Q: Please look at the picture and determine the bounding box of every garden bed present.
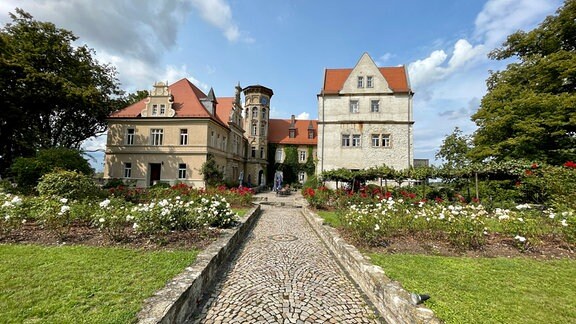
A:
[365,233,575,260]
[1,220,221,250]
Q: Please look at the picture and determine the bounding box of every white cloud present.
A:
[376,52,395,65]
[408,39,485,90]
[408,0,559,94]
[296,112,310,120]
[474,0,561,47]
[189,0,252,43]
[1,0,191,64]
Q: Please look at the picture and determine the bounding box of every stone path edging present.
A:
[301,207,441,324]
[137,205,261,324]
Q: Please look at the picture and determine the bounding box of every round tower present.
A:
[243,85,273,186]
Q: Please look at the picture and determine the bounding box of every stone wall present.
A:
[137,205,261,324]
[301,207,441,324]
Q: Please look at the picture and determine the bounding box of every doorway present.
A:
[149,163,161,186]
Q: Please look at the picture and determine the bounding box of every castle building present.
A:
[317,53,414,173]
[103,53,413,188]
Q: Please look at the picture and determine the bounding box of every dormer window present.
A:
[308,129,314,139]
[357,76,364,88]
[160,104,166,115]
[289,129,296,138]
[152,104,158,115]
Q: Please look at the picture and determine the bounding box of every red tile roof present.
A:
[108,78,229,128]
[268,119,317,145]
[322,66,411,94]
[214,97,234,126]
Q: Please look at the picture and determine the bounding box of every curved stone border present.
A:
[137,205,261,324]
[301,207,441,324]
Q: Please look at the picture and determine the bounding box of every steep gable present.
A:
[341,53,391,94]
[109,78,213,118]
[321,54,411,94]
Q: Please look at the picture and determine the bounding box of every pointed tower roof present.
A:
[206,87,218,104]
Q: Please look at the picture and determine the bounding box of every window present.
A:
[260,124,266,137]
[252,124,257,136]
[151,129,163,145]
[298,171,305,182]
[211,131,215,146]
[222,136,227,150]
[342,134,350,147]
[180,129,188,145]
[262,108,266,119]
[349,100,359,113]
[382,134,391,147]
[371,100,380,113]
[160,104,166,115]
[299,150,306,162]
[178,163,186,179]
[251,146,256,158]
[126,128,135,145]
[275,149,283,162]
[352,134,361,147]
[371,134,391,147]
[357,76,364,88]
[308,130,314,139]
[152,104,158,115]
[252,107,258,119]
[260,147,264,159]
[289,129,296,138]
[367,76,373,88]
[371,134,380,147]
[124,162,132,178]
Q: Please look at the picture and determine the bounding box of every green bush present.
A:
[103,178,124,189]
[37,169,100,200]
[10,148,93,193]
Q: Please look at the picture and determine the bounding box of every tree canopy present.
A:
[471,0,576,165]
[0,9,124,177]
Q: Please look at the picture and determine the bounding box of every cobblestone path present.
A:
[190,201,380,323]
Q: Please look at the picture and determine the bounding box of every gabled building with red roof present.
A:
[104,79,250,188]
[104,52,412,188]
[104,79,317,188]
[317,52,414,175]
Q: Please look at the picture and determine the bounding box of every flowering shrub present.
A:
[130,197,194,235]
[0,192,26,237]
[340,197,575,251]
[92,198,133,241]
[210,186,254,207]
[31,196,75,239]
[194,195,238,227]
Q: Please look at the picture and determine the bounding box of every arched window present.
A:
[252,107,258,119]
[261,108,266,119]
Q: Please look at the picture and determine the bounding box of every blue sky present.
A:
[0,0,564,171]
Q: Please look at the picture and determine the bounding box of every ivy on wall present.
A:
[266,144,316,185]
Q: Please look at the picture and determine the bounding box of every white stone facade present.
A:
[317,53,414,174]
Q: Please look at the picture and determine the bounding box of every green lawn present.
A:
[370,253,576,324]
[316,210,341,227]
[0,244,197,323]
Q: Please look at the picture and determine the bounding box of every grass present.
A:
[369,253,576,324]
[316,210,341,227]
[0,244,198,323]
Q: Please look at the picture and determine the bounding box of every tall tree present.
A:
[0,9,123,177]
[436,127,472,170]
[471,0,576,164]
